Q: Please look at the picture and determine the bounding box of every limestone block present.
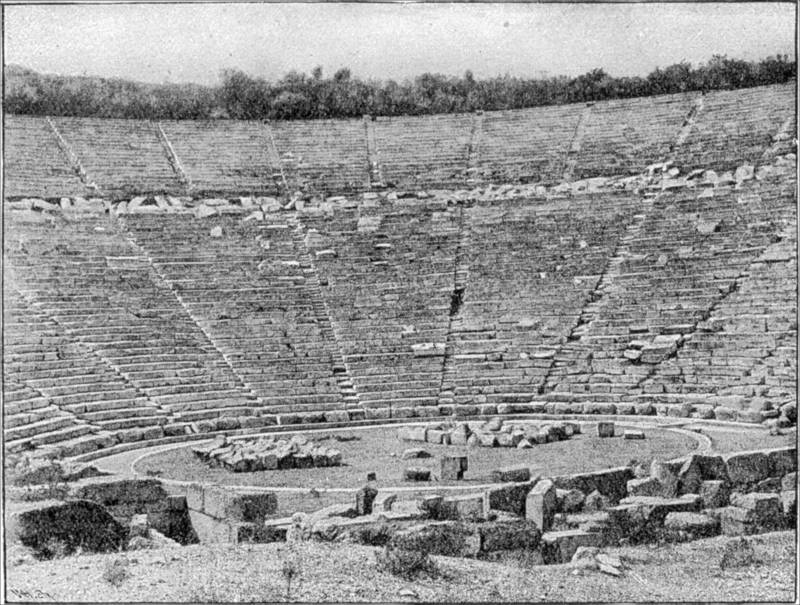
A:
[441,455,468,481]
[623,430,645,440]
[426,429,450,445]
[439,494,486,522]
[663,512,719,537]
[485,480,538,517]
[526,479,557,531]
[627,477,663,498]
[700,480,730,508]
[355,485,379,515]
[391,522,481,557]
[403,467,431,481]
[764,447,796,477]
[399,426,427,442]
[781,472,796,491]
[723,451,770,485]
[401,448,431,460]
[554,467,633,504]
[596,422,615,438]
[542,529,603,564]
[490,466,531,483]
[556,489,586,514]
[478,521,540,552]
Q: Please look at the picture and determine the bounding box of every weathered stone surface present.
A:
[677,456,704,495]
[441,455,468,481]
[649,461,679,498]
[403,467,431,481]
[485,480,537,517]
[781,472,796,491]
[426,429,450,445]
[401,448,431,460]
[74,478,168,506]
[609,496,700,541]
[723,451,770,485]
[391,522,481,557]
[490,466,531,483]
[399,426,427,442]
[627,477,663,498]
[623,430,645,440]
[203,487,277,522]
[780,490,796,522]
[439,494,486,522]
[542,529,603,564]
[478,521,540,552]
[554,467,633,503]
[11,500,127,556]
[557,489,586,514]
[764,447,796,477]
[373,493,398,512]
[356,485,379,515]
[526,479,557,531]
[663,512,719,537]
[700,480,730,508]
[583,490,610,512]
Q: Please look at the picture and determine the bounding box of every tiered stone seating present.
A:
[269,118,368,193]
[572,92,698,178]
[5,208,256,433]
[52,117,182,195]
[678,83,796,172]
[374,113,473,188]
[159,120,281,195]
[300,201,461,411]
[544,177,797,408]
[636,179,797,405]
[476,103,584,184]
[123,213,344,414]
[4,115,88,198]
[3,288,110,456]
[441,194,639,406]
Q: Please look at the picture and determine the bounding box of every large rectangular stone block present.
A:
[490,466,531,483]
[439,494,486,522]
[542,529,603,563]
[202,487,277,522]
[441,455,468,481]
[526,479,557,531]
[723,451,770,485]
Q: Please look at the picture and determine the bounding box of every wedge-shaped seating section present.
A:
[270,118,368,193]
[545,177,797,408]
[5,209,257,429]
[160,120,281,195]
[52,117,181,195]
[442,194,638,405]
[374,113,473,188]
[636,180,797,405]
[476,103,584,184]
[573,92,698,178]
[124,213,344,414]
[4,115,88,198]
[678,83,795,173]
[3,290,107,456]
[300,202,461,410]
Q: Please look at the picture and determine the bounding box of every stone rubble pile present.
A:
[192,434,342,472]
[398,418,581,448]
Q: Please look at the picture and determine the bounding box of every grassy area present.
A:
[135,423,698,490]
[5,531,795,602]
[699,426,796,453]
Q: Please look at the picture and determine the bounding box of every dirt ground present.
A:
[6,530,796,603]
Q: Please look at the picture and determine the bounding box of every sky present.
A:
[4,3,796,86]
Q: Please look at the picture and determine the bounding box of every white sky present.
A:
[4,3,796,85]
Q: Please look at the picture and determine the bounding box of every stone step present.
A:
[4,415,77,442]
[30,423,96,447]
[95,415,170,431]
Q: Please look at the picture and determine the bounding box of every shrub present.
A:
[102,557,131,588]
[719,538,762,570]
[375,544,438,580]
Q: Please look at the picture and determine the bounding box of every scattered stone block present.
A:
[627,477,663,498]
[401,448,431,460]
[663,512,719,538]
[355,485,379,515]
[478,521,541,552]
[404,467,431,482]
[526,479,557,531]
[623,430,645,440]
[420,495,443,518]
[650,460,679,498]
[542,529,603,564]
[439,494,486,522]
[700,480,730,508]
[723,451,770,486]
[490,466,531,483]
[780,490,796,522]
[554,467,633,504]
[426,429,450,445]
[596,422,615,438]
[399,426,427,442]
[781,472,796,491]
[677,456,704,495]
[557,489,586,514]
[441,455,468,481]
[391,522,480,558]
[129,514,149,539]
[485,480,538,517]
